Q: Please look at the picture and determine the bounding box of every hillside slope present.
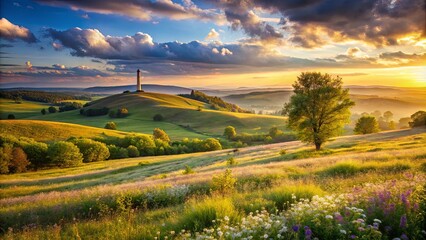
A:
[0,120,140,142]
[28,92,287,139]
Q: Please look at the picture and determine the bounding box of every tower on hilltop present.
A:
[136,69,143,92]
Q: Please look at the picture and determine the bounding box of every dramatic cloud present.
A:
[36,0,225,23]
[254,0,425,47]
[0,18,37,43]
[205,28,220,40]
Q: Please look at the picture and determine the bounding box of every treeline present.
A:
[0,129,222,174]
[0,90,91,103]
[180,90,251,113]
[223,126,296,146]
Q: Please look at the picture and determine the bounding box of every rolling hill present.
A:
[0,120,141,142]
[24,92,287,140]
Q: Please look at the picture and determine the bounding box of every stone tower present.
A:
[136,69,142,92]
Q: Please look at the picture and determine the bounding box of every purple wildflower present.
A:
[292,225,300,232]
[304,226,312,239]
[350,235,356,239]
[400,214,407,228]
[401,233,409,240]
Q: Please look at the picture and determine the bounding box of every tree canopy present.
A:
[354,116,380,134]
[283,72,354,150]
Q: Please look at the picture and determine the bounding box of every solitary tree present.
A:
[41,109,46,115]
[409,111,426,127]
[283,72,354,150]
[48,106,57,113]
[354,116,380,134]
[105,122,117,130]
[223,126,237,140]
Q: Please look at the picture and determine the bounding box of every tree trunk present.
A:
[315,142,322,151]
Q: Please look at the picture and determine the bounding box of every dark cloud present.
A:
[0,44,14,48]
[379,51,426,60]
[36,0,225,23]
[0,18,37,43]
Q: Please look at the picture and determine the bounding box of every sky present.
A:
[0,0,425,88]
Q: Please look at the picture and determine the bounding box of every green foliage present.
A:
[71,138,110,163]
[47,141,83,167]
[0,144,13,174]
[7,114,15,119]
[223,126,237,140]
[211,169,237,195]
[127,145,140,157]
[283,72,354,150]
[125,134,156,156]
[153,128,170,142]
[41,109,46,115]
[109,107,129,118]
[80,107,109,117]
[180,90,250,113]
[47,106,57,113]
[183,165,194,175]
[20,141,48,168]
[107,145,129,159]
[409,111,426,127]
[269,127,283,138]
[58,102,83,112]
[203,138,222,151]
[279,149,287,155]
[354,116,380,134]
[153,113,164,121]
[104,121,117,130]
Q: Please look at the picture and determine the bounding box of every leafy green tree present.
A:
[354,116,380,134]
[47,141,83,167]
[116,107,129,117]
[283,72,354,150]
[41,109,46,115]
[20,141,48,169]
[9,147,29,173]
[212,169,237,195]
[409,111,426,127]
[105,122,117,130]
[71,139,110,163]
[126,135,156,156]
[48,106,57,113]
[153,128,171,143]
[127,145,140,157]
[223,126,237,140]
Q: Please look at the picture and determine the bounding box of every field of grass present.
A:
[23,92,288,140]
[0,99,50,119]
[0,120,142,142]
[1,127,425,239]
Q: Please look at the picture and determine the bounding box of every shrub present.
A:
[226,157,237,166]
[279,149,287,155]
[203,138,222,151]
[41,109,46,115]
[224,126,237,140]
[104,122,117,130]
[7,114,15,119]
[9,147,29,173]
[47,141,83,167]
[127,145,140,157]
[21,141,48,168]
[153,128,170,142]
[48,106,57,113]
[153,114,164,121]
[125,135,156,156]
[211,169,237,195]
[58,102,83,112]
[183,165,194,175]
[116,107,129,118]
[107,145,129,159]
[71,139,110,163]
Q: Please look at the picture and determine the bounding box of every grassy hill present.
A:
[0,120,140,142]
[1,127,425,239]
[0,98,50,119]
[26,92,287,140]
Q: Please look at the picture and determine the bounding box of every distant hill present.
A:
[223,87,426,118]
[84,84,193,95]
